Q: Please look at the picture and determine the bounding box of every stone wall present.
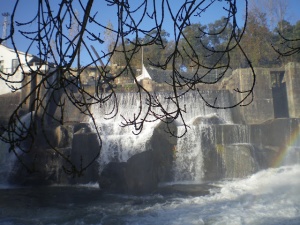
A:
[1,63,300,193]
[224,64,300,124]
[140,78,154,92]
[285,62,300,118]
[0,92,21,133]
[50,93,91,124]
[229,68,274,124]
[200,118,300,180]
[7,122,100,186]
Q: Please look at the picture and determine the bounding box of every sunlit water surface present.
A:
[0,165,299,225]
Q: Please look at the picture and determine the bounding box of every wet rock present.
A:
[192,114,225,125]
[99,162,128,193]
[69,131,100,184]
[99,119,177,194]
[55,125,73,148]
[7,122,100,186]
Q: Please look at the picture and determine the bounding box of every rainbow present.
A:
[271,123,300,167]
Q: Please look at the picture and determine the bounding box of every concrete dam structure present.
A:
[0,63,300,194]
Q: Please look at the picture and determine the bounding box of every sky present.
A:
[1,0,300,65]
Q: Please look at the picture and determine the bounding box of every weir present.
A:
[1,90,300,192]
[92,90,300,190]
[91,91,261,183]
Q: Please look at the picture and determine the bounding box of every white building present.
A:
[0,44,38,95]
[135,64,152,83]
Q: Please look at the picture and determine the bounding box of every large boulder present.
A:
[192,114,225,125]
[8,147,71,185]
[99,119,177,194]
[99,162,128,193]
[7,122,100,186]
[69,126,100,184]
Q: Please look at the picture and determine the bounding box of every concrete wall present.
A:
[230,68,274,124]
[285,62,300,118]
[0,92,21,133]
[1,63,300,127]
[224,64,300,124]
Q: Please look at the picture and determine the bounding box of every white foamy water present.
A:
[91,93,160,171]
[121,165,300,225]
[1,165,299,224]
[173,125,212,181]
[91,92,232,172]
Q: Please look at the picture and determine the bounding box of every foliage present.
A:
[272,20,300,63]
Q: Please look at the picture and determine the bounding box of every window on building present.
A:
[12,59,19,73]
[0,60,4,72]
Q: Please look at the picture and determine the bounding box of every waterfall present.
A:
[91,91,233,174]
[171,90,233,182]
[173,125,214,182]
[91,93,158,172]
[176,90,233,124]
[91,91,266,182]
[232,124,251,143]
[219,144,260,178]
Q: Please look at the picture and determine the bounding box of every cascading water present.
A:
[215,124,260,178]
[1,92,300,225]
[173,124,213,182]
[91,92,159,172]
[171,90,236,182]
[91,90,299,183]
[91,90,235,180]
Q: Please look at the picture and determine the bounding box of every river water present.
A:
[1,92,300,224]
[1,164,299,225]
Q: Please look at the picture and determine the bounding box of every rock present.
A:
[8,147,71,185]
[220,144,259,178]
[70,132,100,184]
[192,114,225,125]
[99,119,177,194]
[125,150,158,194]
[7,121,101,186]
[74,123,92,134]
[54,125,73,148]
[99,162,128,193]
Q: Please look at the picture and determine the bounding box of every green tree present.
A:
[272,20,294,64]
[272,20,300,63]
[104,20,117,66]
[143,29,170,67]
[241,8,276,67]
[179,23,210,71]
